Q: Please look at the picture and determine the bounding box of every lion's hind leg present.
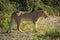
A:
[16,19,24,32]
[6,18,15,33]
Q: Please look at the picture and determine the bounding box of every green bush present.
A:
[45,29,60,37]
[0,0,60,28]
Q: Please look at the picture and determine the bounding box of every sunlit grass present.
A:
[19,17,60,40]
[20,21,34,31]
[0,17,60,40]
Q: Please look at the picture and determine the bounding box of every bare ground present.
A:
[0,30,34,40]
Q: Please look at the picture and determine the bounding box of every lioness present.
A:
[6,10,48,33]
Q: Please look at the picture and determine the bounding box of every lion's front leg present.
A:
[33,19,40,32]
[35,18,40,32]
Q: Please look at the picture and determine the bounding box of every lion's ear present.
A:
[42,10,48,14]
[41,10,44,13]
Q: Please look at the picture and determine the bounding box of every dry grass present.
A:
[0,16,60,40]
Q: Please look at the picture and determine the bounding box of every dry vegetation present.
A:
[0,16,60,40]
[0,0,60,40]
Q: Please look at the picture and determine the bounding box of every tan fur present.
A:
[6,10,48,33]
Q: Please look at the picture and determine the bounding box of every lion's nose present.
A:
[45,15,48,18]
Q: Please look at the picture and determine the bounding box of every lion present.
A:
[6,10,48,33]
